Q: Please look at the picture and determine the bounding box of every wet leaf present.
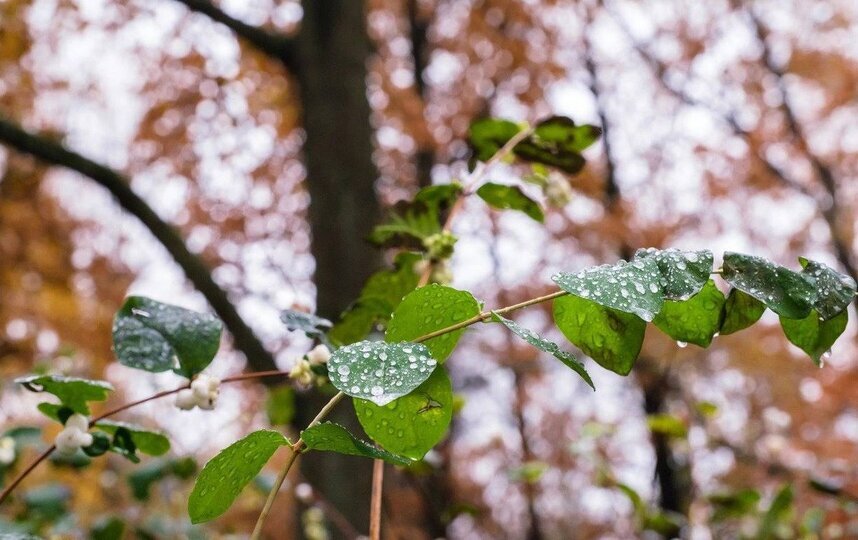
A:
[553,257,663,322]
[15,375,113,415]
[491,312,593,389]
[354,367,453,459]
[722,253,816,319]
[799,258,856,320]
[301,422,411,466]
[280,309,332,342]
[653,280,725,347]
[720,288,766,335]
[780,309,847,365]
[113,296,222,377]
[386,284,480,363]
[635,248,713,300]
[553,295,646,375]
[94,421,170,456]
[327,341,436,406]
[189,430,289,523]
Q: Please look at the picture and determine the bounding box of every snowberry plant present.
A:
[1,116,856,538]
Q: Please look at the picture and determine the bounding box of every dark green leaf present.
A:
[355,367,453,459]
[757,485,794,540]
[327,341,437,406]
[414,183,463,206]
[635,248,713,300]
[799,258,856,320]
[468,118,523,163]
[110,427,140,463]
[476,183,544,222]
[553,294,646,375]
[329,252,421,346]
[552,257,663,321]
[386,284,480,363]
[514,117,601,174]
[280,309,332,343]
[720,288,766,335]
[113,296,222,377]
[189,430,289,523]
[722,253,816,319]
[36,403,74,423]
[82,432,111,457]
[653,280,725,347]
[94,421,170,456]
[301,422,411,466]
[491,312,593,389]
[90,516,125,540]
[266,386,296,426]
[15,375,113,415]
[708,489,761,522]
[780,309,847,365]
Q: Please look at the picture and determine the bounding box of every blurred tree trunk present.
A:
[291,1,380,536]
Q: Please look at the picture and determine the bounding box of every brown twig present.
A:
[369,458,385,540]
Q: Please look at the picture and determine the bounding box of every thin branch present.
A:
[369,458,384,540]
[0,115,278,374]
[171,0,298,71]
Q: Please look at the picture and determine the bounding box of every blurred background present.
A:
[1,0,857,538]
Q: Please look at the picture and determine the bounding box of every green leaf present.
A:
[369,185,460,248]
[720,288,766,335]
[15,375,113,415]
[189,430,289,523]
[780,309,847,365]
[552,257,663,321]
[708,489,761,522]
[386,284,480,363]
[799,258,856,320]
[110,427,140,463]
[491,312,593,389]
[646,414,688,438]
[301,422,411,466]
[327,341,437,406]
[354,367,453,459]
[329,252,421,346]
[476,183,544,222]
[112,296,222,377]
[653,280,725,347]
[757,485,794,540]
[722,253,816,319]
[36,403,74,423]
[635,248,713,300]
[93,421,170,456]
[280,309,332,342]
[468,118,523,163]
[90,516,125,540]
[553,294,645,375]
[266,386,296,426]
[414,182,463,206]
[513,117,600,174]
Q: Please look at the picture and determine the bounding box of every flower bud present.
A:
[306,344,331,366]
[175,388,197,410]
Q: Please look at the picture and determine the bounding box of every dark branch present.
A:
[0,115,277,373]
[172,0,299,71]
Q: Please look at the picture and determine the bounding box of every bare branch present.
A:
[0,115,278,373]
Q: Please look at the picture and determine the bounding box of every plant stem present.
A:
[250,391,346,539]
[0,369,291,505]
[369,459,384,540]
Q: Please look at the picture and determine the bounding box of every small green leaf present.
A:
[280,309,332,342]
[37,403,74,423]
[514,116,601,174]
[757,485,794,540]
[328,341,437,406]
[552,257,663,321]
[16,375,113,415]
[708,489,761,522]
[189,430,289,523]
[799,258,856,320]
[301,422,411,466]
[110,427,140,463]
[266,386,296,426]
[415,183,463,206]
[653,280,725,347]
[476,183,544,222]
[94,421,170,456]
[354,367,453,459]
[508,461,548,484]
[780,309,847,365]
[553,295,646,375]
[491,312,593,389]
[113,296,222,377]
[722,253,816,319]
[646,414,688,438]
[386,284,480,363]
[82,432,111,457]
[635,248,713,300]
[720,288,766,335]
[468,118,523,164]
[330,252,421,346]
